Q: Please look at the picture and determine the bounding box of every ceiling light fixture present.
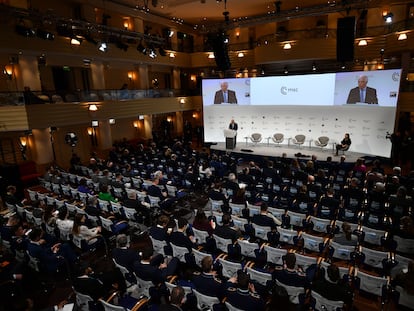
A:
[283,42,292,49]
[70,37,82,45]
[237,52,244,58]
[384,12,393,24]
[398,33,407,40]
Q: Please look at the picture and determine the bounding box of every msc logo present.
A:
[281,86,299,95]
[392,72,400,82]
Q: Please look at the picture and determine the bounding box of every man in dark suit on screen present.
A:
[346,75,378,104]
[214,81,237,104]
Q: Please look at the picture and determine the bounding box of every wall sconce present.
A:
[235,31,240,38]
[19,136,27,160]
[87,127,98,146]
[89,104,98,111]
[167,116,172,123]
[3,65,13,79]
[190,75,196,82]
[398,33,407,40]
[358,39,368,46]
[283,42,292,50]
[169,52,175,58]
[123,21,129,30]
[180,98,185,104]
[192,112,197,118]
[133,121,139,128]
[109,118,115,125]
[70,37,82,45]
[127,72,134,80]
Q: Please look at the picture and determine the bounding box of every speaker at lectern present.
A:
[224,129,237,149]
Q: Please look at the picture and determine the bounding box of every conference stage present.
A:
[209,141,374,164]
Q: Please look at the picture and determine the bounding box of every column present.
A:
[90,61,105,90]
[175,111,183,136]
[31,129,54,165]
[97,121,113,150]
[172,67,181,90]
[143,115,153,140]
[18,55,41,91]
[138,64,149,89]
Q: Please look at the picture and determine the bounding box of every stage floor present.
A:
[209,141,369,164]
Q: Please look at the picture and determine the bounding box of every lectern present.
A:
[224,129,237,149]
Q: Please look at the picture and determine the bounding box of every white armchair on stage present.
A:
[224,129,237,149]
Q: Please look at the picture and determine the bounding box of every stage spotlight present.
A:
[37,29,55,40]
[15,24,36,37]
[158,47,167,56]
[384,12,393,24]
[284,66,288,74]
[312,63,317,71]
[137,42,147,54]
[98,42,108,52]
[148,47,157,58]
[116,41,129,51]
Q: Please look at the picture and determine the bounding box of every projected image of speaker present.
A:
[208,32,231,71]
[337,16,355,62]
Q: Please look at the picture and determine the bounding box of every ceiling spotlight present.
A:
[98,42,108,52]
[158,47,167,56]
[116,41,128,51]
[15,24,36,37]
[37,29,55,40]
[384,12,393,24]
[148,48,157,58]
[137,42,146,54]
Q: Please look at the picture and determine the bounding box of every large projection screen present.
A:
[202,69,402,158]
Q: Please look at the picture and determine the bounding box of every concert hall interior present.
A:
[0,1,414,311]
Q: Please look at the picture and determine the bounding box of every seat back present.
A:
[356,270,388,298]
[147,195,160,207]
[361,247,388,268]
[250,133,262,144]
[273,133,284,143]
[99,216,114,233]
[295,134,306,143]
[213,234,233,253]
[302,232,324,253]
[229,203,245,216]
[275,279,305,304]
[395,286,414,309]
[192,248,213,268]
[170,243,189,262]
[192,227,210,245]
[231,216,248,233]
[329,241,354,261]
[311,216,330,233]
[277,227,297,245]
[238,239,259,258]
[263,245,286,265]
[100,299,125,311]
[218,257,243,278]
[312,291,344,311]
[149,236,167,256]
[193,289,220,310]
[317,136,329,145]
[295,253,317,271]
[134,275,154,298]
[361,226,385,246]
[251,223,271,241]
[245,266,272,286]
[74,290,94,311]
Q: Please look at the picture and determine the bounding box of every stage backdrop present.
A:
[202,69,401,158]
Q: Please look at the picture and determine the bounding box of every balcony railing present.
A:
[0,88,193,106]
